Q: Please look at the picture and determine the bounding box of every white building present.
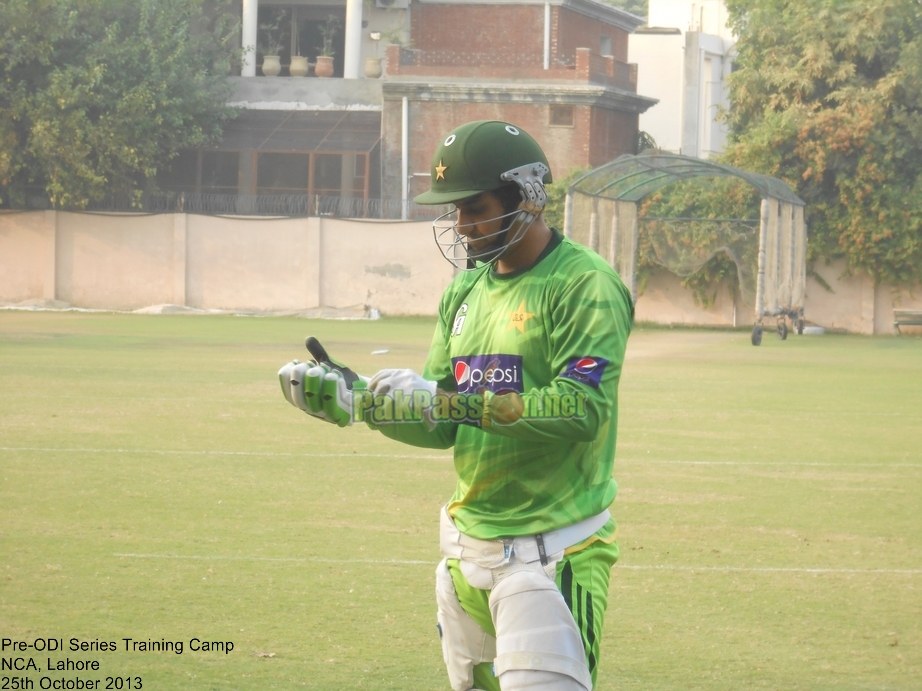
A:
[629,0,735,158]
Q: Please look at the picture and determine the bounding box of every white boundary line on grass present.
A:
[3,447,920,467]
[615,564,922,574]
[620,458,922,468]
[0,446,451,460]
[114,553,433,565]
[112,553,922,574]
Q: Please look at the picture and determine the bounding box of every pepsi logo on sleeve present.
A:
[560,356,609,388]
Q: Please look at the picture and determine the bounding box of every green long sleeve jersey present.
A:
[374,232,633,540]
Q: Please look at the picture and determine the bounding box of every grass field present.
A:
[1,311,920,690]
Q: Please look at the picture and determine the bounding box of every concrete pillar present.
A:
[588,197,600,253]
[340,153,356,200]
[239,151,256,194]
[609,202,620,269]
[242,0,259,77]
[681,31,700,158]
[43,210,57,301]
[172,213,187,306]
[307,216,322,307]
[563,192,573,238]
[613,201,639,303]
[343,0,363,79]
[859,273,875,335]
[401,96,409,220]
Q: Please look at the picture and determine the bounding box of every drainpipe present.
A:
[543,2,551,69]
[344,0,363,79]
[402,97,409,220]
[242,0,258,77]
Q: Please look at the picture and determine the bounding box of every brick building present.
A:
[383,0,656,205]
[165,0,655,216]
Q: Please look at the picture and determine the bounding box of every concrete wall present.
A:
[0,211,57,303]
[635,267,744,327]
[0,211,453,316]
[630,30,685,153]
[635,259,922,335]
[629,28,733,159]
[2,211,919,333]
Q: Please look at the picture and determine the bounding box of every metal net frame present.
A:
[563,152,807,340]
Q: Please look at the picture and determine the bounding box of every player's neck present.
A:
[494,218,553,274]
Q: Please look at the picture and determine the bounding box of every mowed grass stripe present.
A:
[0,445,452,460]
[3,447,919,468]
[112,552,922,575]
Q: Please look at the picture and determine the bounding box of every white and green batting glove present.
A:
[278,360,322,414]
[368,368,437,399]
[320,370,370,427]
[279,360,370,427]
[368,368,438,429]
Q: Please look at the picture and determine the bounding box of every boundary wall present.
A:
[0,211,453,316]
[634,264,922,335]
[2,211,920,334]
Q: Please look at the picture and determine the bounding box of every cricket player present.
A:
[279,120,633,691]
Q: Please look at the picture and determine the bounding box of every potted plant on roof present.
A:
[315,14,341,78]
[378,25,412,76]
[364,31,383,79]
[259,15,286,77]
[290,28,309,77]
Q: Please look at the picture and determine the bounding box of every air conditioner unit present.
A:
[376,0,409,8]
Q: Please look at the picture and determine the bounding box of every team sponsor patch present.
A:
[452,354,524,394]
[560,356,609,388]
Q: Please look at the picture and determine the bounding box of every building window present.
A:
[201,151,240,194]
[159,151,198,191]
[257,153,309,194]
[313,154,343,196]
[549,105,574,127]
[600,36,612,56]
[256,5,346,78]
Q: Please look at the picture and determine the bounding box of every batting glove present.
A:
[368,368,438,429]
[279,360,370,427]
[368,368,437,399]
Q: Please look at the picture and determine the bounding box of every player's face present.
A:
[454,192,508,253]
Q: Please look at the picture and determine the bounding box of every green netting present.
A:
[564,153,807,319]
[640,217,759,307]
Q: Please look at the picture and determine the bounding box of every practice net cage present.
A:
[563,152,807,345]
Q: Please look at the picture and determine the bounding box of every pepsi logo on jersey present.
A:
[560,356,610,388]
[451,354,524,394]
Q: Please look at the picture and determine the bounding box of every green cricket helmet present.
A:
[416,121,553,270]
[414,120,553,205]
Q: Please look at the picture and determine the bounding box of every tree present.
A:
[0,0,241,208]
[722,0,922,286]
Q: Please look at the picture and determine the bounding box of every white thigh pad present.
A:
[435,559,497,691]
[488,570,592,691]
